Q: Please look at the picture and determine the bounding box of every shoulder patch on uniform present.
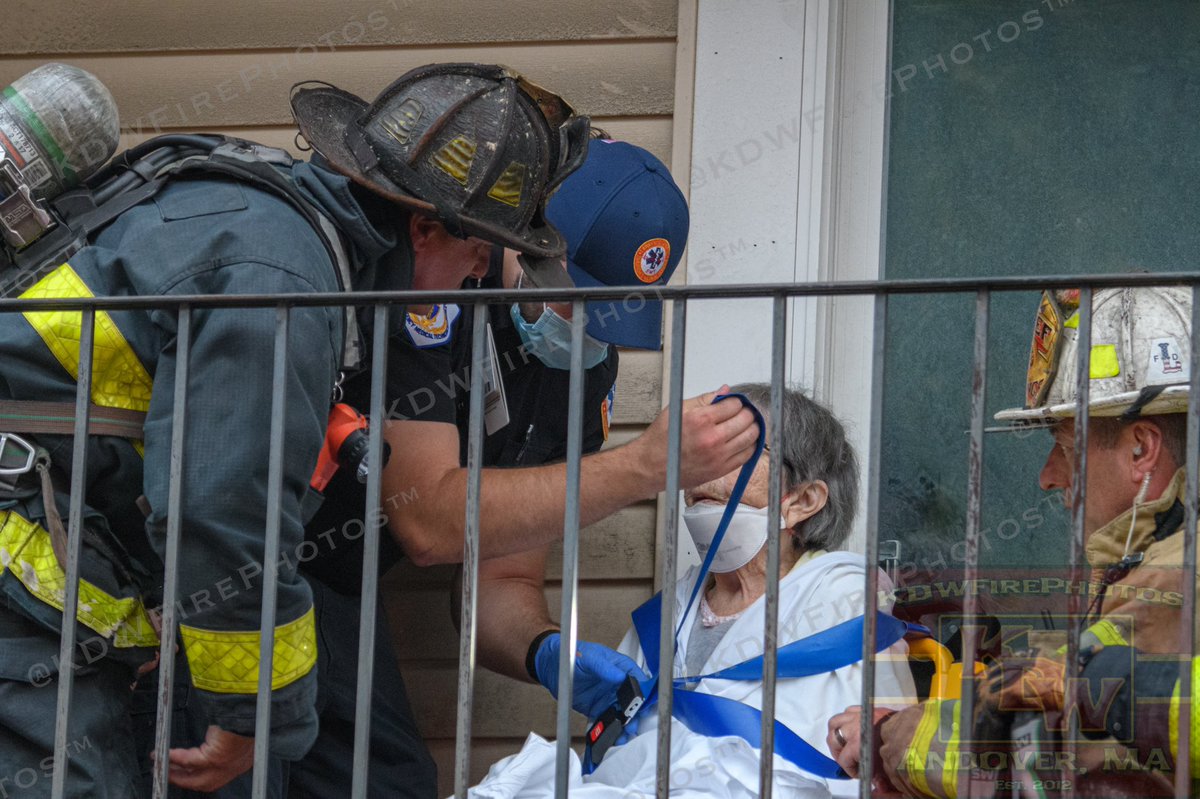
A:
[405,304,461,348]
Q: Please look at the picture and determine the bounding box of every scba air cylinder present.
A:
[0,63,120,201]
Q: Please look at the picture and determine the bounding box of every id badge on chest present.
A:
[482,321,510,435]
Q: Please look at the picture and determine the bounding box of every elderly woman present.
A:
[468,383,914,799]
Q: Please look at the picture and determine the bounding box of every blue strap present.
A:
[588,393,926,779]
[682,614,928,684]
[626,575,928,779]
[638,566,926,676]
[675,393,767,642]
[634,592,924,681]
[584,393,764,776]
[671,690,848,779]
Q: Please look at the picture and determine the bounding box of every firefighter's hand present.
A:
[636,387,759,492]
[167,725,254,791]
[980,650,1066,714]
[827,706,902,794]
[533,633,649,720]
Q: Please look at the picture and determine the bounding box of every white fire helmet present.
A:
[994,286,1192,423]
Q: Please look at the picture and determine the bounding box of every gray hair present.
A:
[729,382,860,552]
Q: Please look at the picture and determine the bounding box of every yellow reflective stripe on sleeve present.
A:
[1059,618,1131,658]
[1088,619,1129,648]
[0,511,159,648]
[20,263,154,414]
[939,699,962,799]
[903,698,945,798]
[181,607,317,694]
[1090,345,1120,379]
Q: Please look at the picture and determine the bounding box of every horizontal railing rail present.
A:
[2,273,1194,799]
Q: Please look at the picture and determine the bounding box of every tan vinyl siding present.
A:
[0,1,678,53]
[1,4,673,794]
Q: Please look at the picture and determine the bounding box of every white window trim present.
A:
[658,0,891,572]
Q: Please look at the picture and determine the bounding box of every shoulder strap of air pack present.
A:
[0,135,361,441]
[170,139,363,371]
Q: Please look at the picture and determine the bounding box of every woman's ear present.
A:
[783,480,828,529]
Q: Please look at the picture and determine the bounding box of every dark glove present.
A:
[978,649,1066,715]
[1077,644,1179,761]
[533,633,649,720]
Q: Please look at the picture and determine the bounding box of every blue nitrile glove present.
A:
[533,633,650,720]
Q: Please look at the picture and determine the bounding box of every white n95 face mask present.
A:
[509,303,609,371]
[682,502,783,573]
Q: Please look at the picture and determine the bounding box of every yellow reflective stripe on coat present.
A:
[902,698,948,797]
[893,698,962,798]
[1169,660,1200,766]
[181,607,317,694]
[20,263,154,415]
[0,510,159,648]
[939,698,962,799]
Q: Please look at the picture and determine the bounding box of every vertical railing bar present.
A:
[251,305,290,798]
[1175,284,1200,797]
[858,293,887,798]
[758,294,787,798]
[49,307,95,799]
[554,301,588,796]
[453,301,488,799]
[957,289,989,799]
[152,306,192,798]
[1063,286,1092,799]
[655,298,687,799]
[350,304,391,799]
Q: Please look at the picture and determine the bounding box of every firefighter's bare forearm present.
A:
[387,439,656,565]
[381,390,757,565]
[471,548,555,681]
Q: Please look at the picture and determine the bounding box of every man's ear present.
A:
[783,480,828,529]
[1128,420,1167,480]
[409,213,442,252]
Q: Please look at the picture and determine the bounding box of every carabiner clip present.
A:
[0,432,37,476]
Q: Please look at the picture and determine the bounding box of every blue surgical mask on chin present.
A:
[510,303,609,371]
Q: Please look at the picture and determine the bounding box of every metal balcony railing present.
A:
[1,271,1197,799]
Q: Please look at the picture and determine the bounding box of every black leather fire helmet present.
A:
[290,63,589,283]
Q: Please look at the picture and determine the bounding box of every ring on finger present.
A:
[834,726,847,747]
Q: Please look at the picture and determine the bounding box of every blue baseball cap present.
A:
[545,139,689,350]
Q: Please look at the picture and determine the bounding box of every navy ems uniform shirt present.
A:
[452,292,618,469]
[302,302,463,594]
[304,290,619,594]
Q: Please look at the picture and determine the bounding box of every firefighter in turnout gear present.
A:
[826,286,1200,797]
[0,62,586,797]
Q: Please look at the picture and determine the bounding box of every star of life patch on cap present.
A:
[405,304,461,348]
[633,238,670,284]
